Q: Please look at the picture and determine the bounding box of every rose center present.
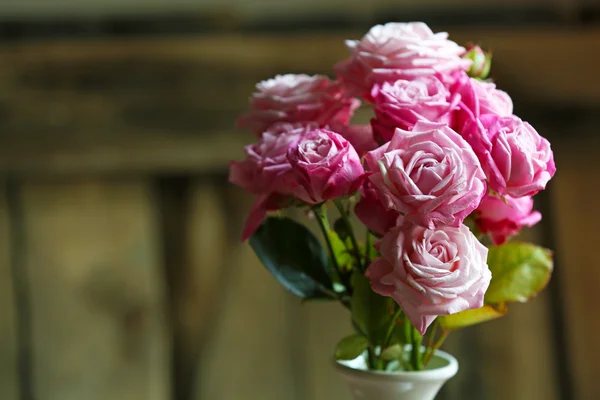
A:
[300,136,336,162]
[405,151,449,194]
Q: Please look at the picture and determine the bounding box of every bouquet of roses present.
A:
[229,22,555,372]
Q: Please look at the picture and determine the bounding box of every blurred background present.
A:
[0,0,599,399]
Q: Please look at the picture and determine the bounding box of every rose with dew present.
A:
[355,180,400,237]
[462,115,556,198]
[236,74,360,135]
[475,194,542,245]
[366,221,492,334]
[334,22,472,100]
[287,128,364,204]
[365,121,486,229]
[371,76,459,143]
[229,127,307,240]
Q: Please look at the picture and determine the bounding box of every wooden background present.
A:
[1,2,599,399]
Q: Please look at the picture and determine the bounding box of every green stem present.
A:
[410,326,424,371]
[313,204,340,272]
[313,204,353,296]
[366,347,378,370]
[383,308,403,349]
[333,199,363,271]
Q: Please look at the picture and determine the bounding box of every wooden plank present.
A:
[0,29,599,175]
[0,0,560,18]
[197,187,298,400]
[158,177,230,400]
[0,183,19,400]
[197,245,297,400]
[551,138,600,400]
[20,180,169,400]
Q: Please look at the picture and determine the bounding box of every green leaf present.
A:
[439,303,508,330]
[351,271,394,345]
[334,334,369,361]
[485,242,553,304]
[250,217,333,299]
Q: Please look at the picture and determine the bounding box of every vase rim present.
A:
[333,348,459,383]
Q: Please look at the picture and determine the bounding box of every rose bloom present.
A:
[236,74,359,135]
[371,76,458,142]
[229,127,306,240]
[330,122,379,157]
[229,129,303,195]
[365,121,486,229]
[366,222,491,334]
[355,180,400,236]
[463,115,556,197]
[450,71,513,132]
[287,129,364,204]
[476,194,542,245]
[334,22,471,100]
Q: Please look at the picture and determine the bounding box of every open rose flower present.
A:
[366,222,491,334]
[287,129,364,204]
[334,22,471,100]
[355,180,400,236]
[450,72,513,133]
[236,74,360,135]
[229,127,307,240]
[371,76,458,142]
[365,121,486,229]
[463,115,556,197]
[475,194,542,245]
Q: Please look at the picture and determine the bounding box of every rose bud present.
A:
[464,45,492,79]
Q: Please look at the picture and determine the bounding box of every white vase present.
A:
[333,349,458,400]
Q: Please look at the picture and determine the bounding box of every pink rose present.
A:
[334,22,471,100]
[450,72,513,132]
[287,129,364,204]
[365,121,486,229]
[229,128,306,241]
[355,180,400,236]
[371,76,458,142]
[229,129,303,195]
[475,194,542,245]
[366,222,491,334]
[237,74,360,135]
[463,115,556,197]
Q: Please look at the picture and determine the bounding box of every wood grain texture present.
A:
[20,181,169,400]
[551,138,600,400]
[0,28,598,174]
[195,186,299,400]
[196,243,297,400]
[158,177,231,400]
[0,183,19,400]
